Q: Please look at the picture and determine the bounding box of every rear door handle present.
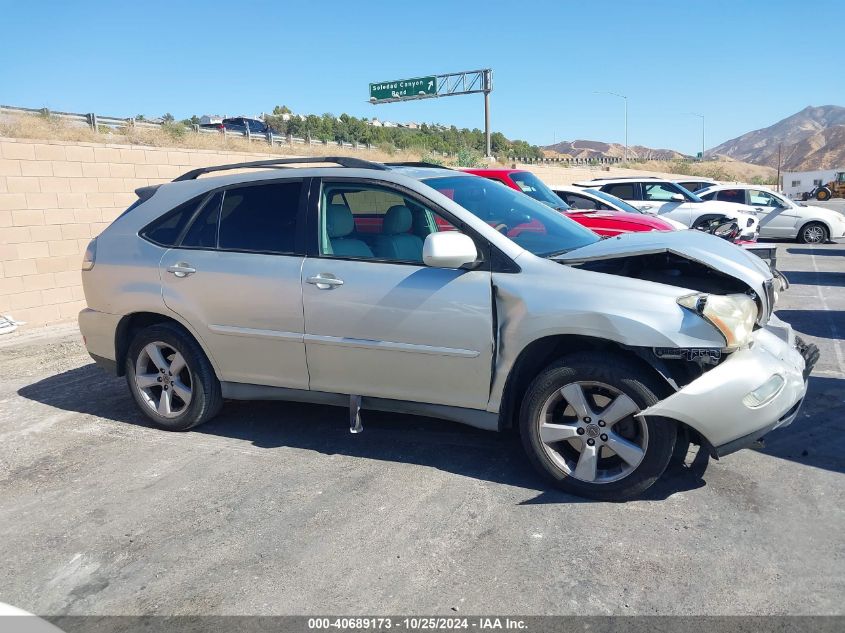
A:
[306,274,344,289]
[166,263,197,278]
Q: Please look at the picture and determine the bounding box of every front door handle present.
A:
[166,263,197,278]
[306,274,344,289]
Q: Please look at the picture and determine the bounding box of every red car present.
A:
[462,168,676,236]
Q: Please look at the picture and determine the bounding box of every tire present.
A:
[799,221,829,244]
[125,323,222,431]
[815,188,831,201]
[519,353,677,501]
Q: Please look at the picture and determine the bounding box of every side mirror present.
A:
[423,232,478,269]
[670,193,686,202]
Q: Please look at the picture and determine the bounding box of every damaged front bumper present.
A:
[638,315,819,457]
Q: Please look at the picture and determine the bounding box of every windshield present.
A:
[585,188,642,213]
[423,175,600,256]
[510,172,569,209]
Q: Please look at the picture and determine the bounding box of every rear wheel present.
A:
[126,323,222,431]
[815,188,831,201]
[799,222,828,244]
[520,353,677,501]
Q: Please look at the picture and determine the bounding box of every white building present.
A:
[782,168,841,199]
[200,114,223,125]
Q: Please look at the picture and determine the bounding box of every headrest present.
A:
[383,205,412,234]
[326,204,354,238]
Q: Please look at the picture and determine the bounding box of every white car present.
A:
[674,178,719,193]
[553,186,688,230]
[573,177,759,240]
[697,185,845,244]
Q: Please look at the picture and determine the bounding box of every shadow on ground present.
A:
[775,309,845,338]
[752,376,845,475]
[18,364,712,503]
[786,248,845,257]
[780,271,845,287]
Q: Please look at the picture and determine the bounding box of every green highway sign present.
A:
[369,76,438,102]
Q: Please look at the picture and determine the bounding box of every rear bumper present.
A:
[638,317,818,453]
[79,308,121,372]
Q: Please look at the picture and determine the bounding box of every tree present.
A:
[162,113,175,123]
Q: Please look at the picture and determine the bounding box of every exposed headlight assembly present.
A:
[678,293,758,351]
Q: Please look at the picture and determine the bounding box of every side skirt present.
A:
[220,382,500,432]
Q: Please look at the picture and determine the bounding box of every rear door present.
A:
[300,179,494,410]
[158,179,310,388]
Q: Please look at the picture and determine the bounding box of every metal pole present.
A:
[623,96,628,164]
[483,69,492,158]
[594,91,627,163]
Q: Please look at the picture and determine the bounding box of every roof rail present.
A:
[384,161,453,169]
[172,156,389,182]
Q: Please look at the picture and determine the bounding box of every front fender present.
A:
[487,258,724,412]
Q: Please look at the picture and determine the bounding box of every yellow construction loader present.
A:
[804,171,845,201]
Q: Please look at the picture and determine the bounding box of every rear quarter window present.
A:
[140,196,204,247]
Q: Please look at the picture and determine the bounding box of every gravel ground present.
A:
[0,242,842,617]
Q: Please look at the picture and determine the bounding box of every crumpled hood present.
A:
[553,229,774,318]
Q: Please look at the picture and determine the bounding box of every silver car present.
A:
[78,157,817,500]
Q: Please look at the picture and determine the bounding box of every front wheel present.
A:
[815,188,831,201]
[126,323,222,431]
[520,353,677,501]
[799,222,828,244]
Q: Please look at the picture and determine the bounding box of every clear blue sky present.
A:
[2,0,842,153]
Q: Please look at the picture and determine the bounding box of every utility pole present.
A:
[777,143,783,189]
[594,91,628,163]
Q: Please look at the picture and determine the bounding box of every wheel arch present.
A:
[496,334,677,433]
[115,311,219,377]
[798,218,831,241]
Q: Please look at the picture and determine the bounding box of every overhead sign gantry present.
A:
[368,69,493,157]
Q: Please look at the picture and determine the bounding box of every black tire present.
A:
[815,188,831,201]
[519,353,677,501]
[798,221,829,244]
[125,323,222,431]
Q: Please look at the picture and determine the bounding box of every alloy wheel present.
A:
[134,341,193,418]
[803,225,826,244]
[537,381,648,483]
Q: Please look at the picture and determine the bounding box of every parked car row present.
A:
[79,157,818,501]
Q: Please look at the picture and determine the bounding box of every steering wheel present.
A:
[494,223,508,233]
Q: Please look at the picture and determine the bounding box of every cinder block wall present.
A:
[0,138,279,328]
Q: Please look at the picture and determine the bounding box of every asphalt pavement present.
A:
[0,242,842,617]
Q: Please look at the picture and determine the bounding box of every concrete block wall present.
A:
[0,138,279,328]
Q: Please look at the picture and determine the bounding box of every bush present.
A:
[161,121,187,140]
[420,153,445,166]
[454,147,485,168]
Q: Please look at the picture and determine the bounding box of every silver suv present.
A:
[79,157,817,500]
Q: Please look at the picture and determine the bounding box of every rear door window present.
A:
[218,182,303,254]
[141,196,204,247]
[181,192,223,249]
[717,189,746,204]
[603,183,637,200]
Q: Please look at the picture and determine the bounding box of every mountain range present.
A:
[709,105,845,171]
[543,105,845,171]
[542,139,686,161]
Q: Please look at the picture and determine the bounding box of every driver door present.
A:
[300,180,495,410]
